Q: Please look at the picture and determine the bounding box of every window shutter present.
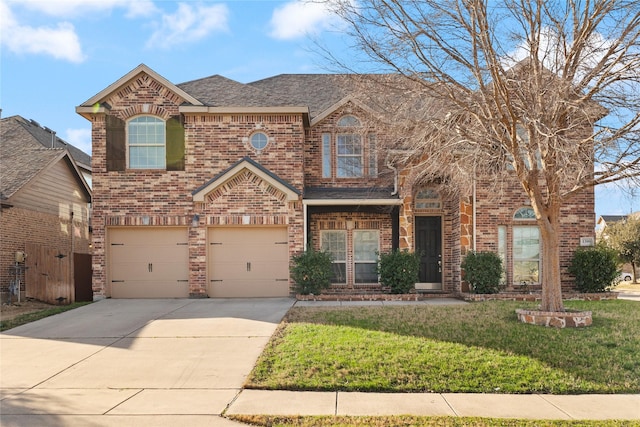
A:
[166,115,185,171]
[105,115,125,172]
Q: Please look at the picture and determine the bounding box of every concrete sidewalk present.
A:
[226,390,640,420]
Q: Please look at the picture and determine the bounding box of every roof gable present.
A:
[0,116,91,201]
[76,64,203,118]
[192,157,300,203]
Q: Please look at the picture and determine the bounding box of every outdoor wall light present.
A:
[192,214,200,227]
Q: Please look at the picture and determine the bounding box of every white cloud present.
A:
[146,2,229,49]
[269,0,339,40]
[65,128,92,155]
[10,0,157,18]
[0,0,85,63]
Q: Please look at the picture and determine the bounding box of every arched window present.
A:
[514,207,536,220]
[337,115,361,127]
[128,116,166,169]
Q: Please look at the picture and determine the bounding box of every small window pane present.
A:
[250,132,268,150]
[337,134,363,177]
[355,263,378,283]
[415,189,442,209]
[354,230,378,261]
[321,231,347,284]
[322,133,331,178]
[368,134,377,177]
[498,226,507,284]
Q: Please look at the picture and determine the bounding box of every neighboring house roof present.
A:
[0,115,92,202]
[10,116,92,171]
[597,215,628,226]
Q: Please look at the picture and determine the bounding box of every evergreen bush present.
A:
[461,251,503,294]
[569,245,619,293]
[378,249,420,294]
[290,248,333,295]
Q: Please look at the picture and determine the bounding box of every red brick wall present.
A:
[305,103,395,188]
[473,174,595,290]
[89,74,305,297]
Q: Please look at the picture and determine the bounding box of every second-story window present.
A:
[128,116,166,169]
[322,115,377,179]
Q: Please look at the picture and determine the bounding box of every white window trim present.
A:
[127,115,166,170]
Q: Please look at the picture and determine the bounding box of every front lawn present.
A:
[247,300,640,394]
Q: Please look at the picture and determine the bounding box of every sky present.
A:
[1,0,637,220]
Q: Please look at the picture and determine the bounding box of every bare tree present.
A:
[326,0,640,312]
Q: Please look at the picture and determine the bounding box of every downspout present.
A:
[473,165,477,251]
[386,154,398,196]
[303,202,308,251]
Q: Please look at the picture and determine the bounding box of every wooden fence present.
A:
[25,243,73,304]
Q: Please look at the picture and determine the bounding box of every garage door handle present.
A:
[247,262,251,272]
[148,263,152,273]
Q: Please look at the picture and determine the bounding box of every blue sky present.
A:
[1,0,637,219]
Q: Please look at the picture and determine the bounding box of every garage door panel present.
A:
[109,228,189,298]
[208,227,290,298]
[111,281,189,299]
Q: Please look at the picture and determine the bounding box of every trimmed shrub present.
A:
[569,245,619,293]
[461,251,502,294]
[378,249,420,294]
[291,248,333,295]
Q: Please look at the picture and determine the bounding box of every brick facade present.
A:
[82,66,596,298]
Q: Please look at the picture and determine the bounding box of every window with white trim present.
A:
[322,115,377,179]
[513,226,540,283]
[128,116,166,169]
[321,231,347,283]
[354,230,379,283]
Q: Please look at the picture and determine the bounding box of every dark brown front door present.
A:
[415,216,442,284]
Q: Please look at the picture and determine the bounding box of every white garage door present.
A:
[208,227,290,297]
[109,227,189,298]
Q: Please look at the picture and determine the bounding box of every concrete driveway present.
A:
[0,298,294,426]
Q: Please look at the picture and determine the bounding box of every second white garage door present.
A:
[208,227,290,297]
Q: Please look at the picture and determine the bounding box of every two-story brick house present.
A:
[77,64,595,299]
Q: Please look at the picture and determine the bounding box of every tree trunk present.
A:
[538,213,565,312]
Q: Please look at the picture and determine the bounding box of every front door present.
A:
[415,216,442,289]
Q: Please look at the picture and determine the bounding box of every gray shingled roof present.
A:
[0,116,65,199]
[3,115,91,170]
[176,74,350,120]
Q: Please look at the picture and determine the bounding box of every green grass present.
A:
[231,415,640,427]
[0,302,92,332]
[247,300,640,394]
